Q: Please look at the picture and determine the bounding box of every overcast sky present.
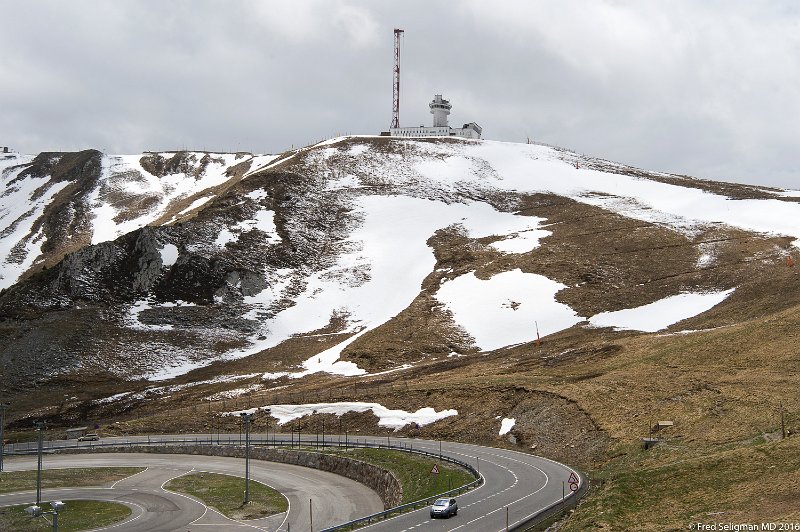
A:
[2,1,799,188]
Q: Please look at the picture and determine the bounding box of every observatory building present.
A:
[389,95,482,139]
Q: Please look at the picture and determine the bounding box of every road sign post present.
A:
[569,471,579,492]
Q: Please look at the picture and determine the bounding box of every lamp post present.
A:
[240,412,253,504]
[34,421,45,505]
[26,500,64,532]
[0,402,9,472]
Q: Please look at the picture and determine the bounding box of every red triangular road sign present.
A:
[431,464,440,475]
[568,472,579,483]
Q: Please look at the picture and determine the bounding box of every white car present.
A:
[430,498,457,519]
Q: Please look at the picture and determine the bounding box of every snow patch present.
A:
[435,269,583,351]
[205,384,263,401]
[227,402,458,431]
[499,418,516,436]
[246,189,270,201]
[771,189,800,198]
[93,392,132,405]
[490,228,551,254]
[347,145,369,156]
[696,241,717,268]
[176,196,213,217]
[215,228,236,247]
[215,209,281,248]
[160,244,179,267]
[325,174,362,191]
[243,154,281,176]
[321,147,339,159]
[588,289,735,332]
[147,359,208,381]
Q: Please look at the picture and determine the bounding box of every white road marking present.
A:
[85,500,147,531]
[110,466,149,488]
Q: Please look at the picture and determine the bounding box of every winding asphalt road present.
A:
[4,434,583,531]
[1,453,383,531]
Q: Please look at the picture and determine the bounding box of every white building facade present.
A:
[389,95,482,139]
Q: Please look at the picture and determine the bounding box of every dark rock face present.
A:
[139,151,224,178]
[1,227,162,310]
[152,255,228,305]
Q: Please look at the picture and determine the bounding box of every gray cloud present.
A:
[1,0,798,188]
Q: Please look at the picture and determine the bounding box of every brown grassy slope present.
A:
[563,436,800,530]
[431,276,800,528]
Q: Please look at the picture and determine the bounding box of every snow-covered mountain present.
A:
[0,149,283,290]
[1,137,798,392]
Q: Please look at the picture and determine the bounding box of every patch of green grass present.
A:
[322,448,475,503]
[0,500,131,532]
[0,467,144,494]
[165,472,288,521]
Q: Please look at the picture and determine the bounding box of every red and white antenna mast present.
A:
[391,28,404,129]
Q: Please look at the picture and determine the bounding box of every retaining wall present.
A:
[55,444,402,508]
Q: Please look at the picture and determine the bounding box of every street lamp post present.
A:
[240,412,253,505]
[34,421,46,505]
[26,500,64,532]
[0,402,9,472]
